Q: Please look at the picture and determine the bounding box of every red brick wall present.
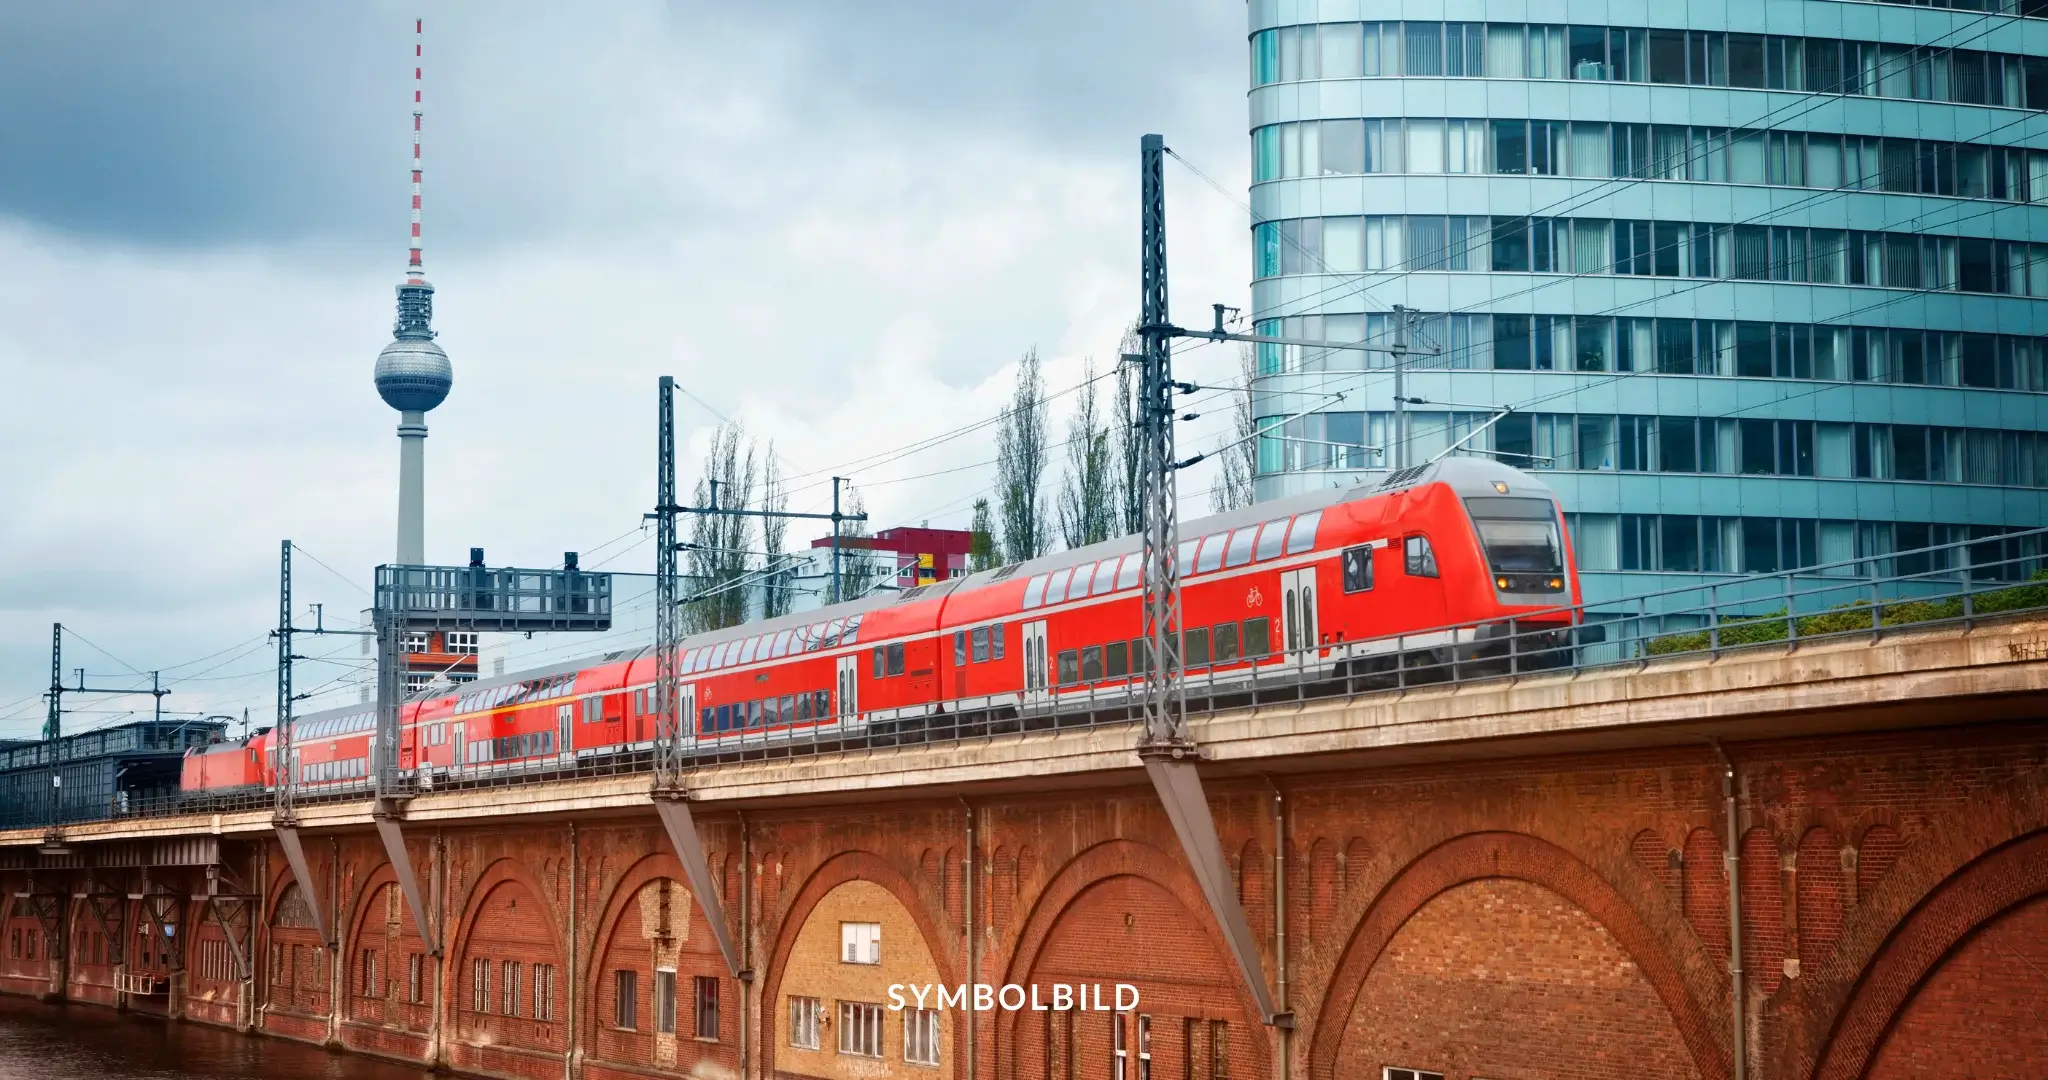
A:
[1334,878,1701,1080]
[450,867,567,1069]
[1740,827,1785,997]
[1862,893,2048,1079]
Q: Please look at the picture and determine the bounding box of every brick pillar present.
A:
[429,831,446,1069]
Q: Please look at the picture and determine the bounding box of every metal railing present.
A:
[41,527,2048,828]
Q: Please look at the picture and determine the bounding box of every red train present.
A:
[181,457,1580,799]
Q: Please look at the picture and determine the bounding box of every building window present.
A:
[905,1007,942,1066]
[614,970,637,1030]
[1115,1013,1129,1080]
[408,953,423,1003]
[403,632,430,654]
[445,631,479,655]
[1385,1071,1445,1080]
[471,958,489,1014]
[839,1001,884,1058]
[654,969,677,1034]
[533,963,555,1021]
[1137,1014,1152,1080]
[789,995,822,1050]
[694,976,719,1039]
[841,921,881,964]
[358,948,379,997]
[1209,1021,1230,1079]
[501,960,520,1016]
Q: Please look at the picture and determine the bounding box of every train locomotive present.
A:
[181,458,1582,800]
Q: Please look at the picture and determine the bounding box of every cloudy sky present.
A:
[0,2,1255,735]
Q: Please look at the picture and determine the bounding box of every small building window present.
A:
[471,958,490,1014]
[839,1001,884,1058]
[1384,1071,1445,1080]
[445,631,479,655]
[654,969,677,1033]
[694,976,720,1039]
[533,963,555,1021]
[614,970,637,1029]
[841,922,881,965]
[788,995,821,1050]
[905,1006,942,1066]
[408,953,423,1003]
[502,960,520,1016]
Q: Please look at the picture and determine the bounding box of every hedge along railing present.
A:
[1645,570,2048,655]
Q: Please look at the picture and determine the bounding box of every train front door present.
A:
[835,654,859,726]
[1022,619,1050,711]
[1281,567,1319,674]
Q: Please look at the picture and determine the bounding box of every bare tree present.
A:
[1209,344,1259,513]
[996,347,1050,563]
[1112,324,1144,535]
[1056,358,1116,548]
[683,422,759,633]
[967,497,999,572]
[759,446,795,619]
[833,486,891,600]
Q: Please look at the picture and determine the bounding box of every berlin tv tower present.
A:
[373,17,451,566]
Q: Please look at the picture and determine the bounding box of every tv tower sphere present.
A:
[375,283,452,413]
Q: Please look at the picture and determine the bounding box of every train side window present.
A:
[971,627,990,663]
[1069,562,1096,599]
[1215,623,1241,662]
[1286,510,1323,555]
[812,689,830,718]
[699,707,713,733]
[1115,553,1141,590]
[1224,527,1257,567]
[1090,560,1118,595]
[1175,538,1199,575]
[783,694,798,723]
[955,632,968,666]
[841,614,863,644]
[1342,545,1376,593]
[582,697,600,724]
[885,643,906,676]
[1056,649,1080,686]
[716,704,732,731]
[1255,519,1289,561]
[1080,646,1104,682]
[1106,640,1130,678]
[871,647,884,679]
[772,630,793,658]
[747,701,764,729]
[1244,617,1272,657]
[796,694,812,722]
[1404,535,1439,578]
[991,623,1005,659]
[1131,638,1153,673]
[1046,568,1073,605]
[1185,626,1212,668]
[1023,575,1049,608]
[1196,533,1228,574]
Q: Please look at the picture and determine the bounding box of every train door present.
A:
[556,704,573,762]
[452,726,466,774]
[835,655,859,725]
[1281,567,1319,672]
[1022,619,1050,710]
[677,683,697,747]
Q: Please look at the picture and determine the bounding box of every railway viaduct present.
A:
[2,616,2046,1080]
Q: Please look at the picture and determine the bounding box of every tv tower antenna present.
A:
[375,15,453,567]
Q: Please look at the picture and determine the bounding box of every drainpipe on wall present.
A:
[1709,740,1745,1080]
[566,823,578,1080]
[749,811,757,1080]
[430,830,447,1069]
[1270,782,1290,1080]
[328,836,342,1048]
[962,799,977,1080]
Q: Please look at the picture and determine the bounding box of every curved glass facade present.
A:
[1246,0,2048,607]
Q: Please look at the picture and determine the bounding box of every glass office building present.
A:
[1246,1,2048,609]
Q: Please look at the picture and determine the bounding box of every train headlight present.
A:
[1496,576,1510,590]
[1548,577,1564,590]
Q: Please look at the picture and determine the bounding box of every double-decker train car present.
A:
[176,457,1581,799]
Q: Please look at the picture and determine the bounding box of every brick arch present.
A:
[580,851,738,1074]
[339,862,428,1022]
[994,837,1271,1078]
[1799,828,2048,1080]
[1306,830,1729,1080]
[445,856,569,1060]
[760,849,957,1080]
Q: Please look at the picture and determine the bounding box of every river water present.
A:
[0,996,436,1080]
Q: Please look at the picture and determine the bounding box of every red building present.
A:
[809,526,975,588]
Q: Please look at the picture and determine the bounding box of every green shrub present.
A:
[1642,570,2048,655]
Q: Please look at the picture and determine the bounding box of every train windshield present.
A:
[1463,497,1564,573]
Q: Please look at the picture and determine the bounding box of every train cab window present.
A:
[1224,528,1257,568]
[955,632,968,666]
[971,627,990,663]
[1175,538,1199,575]
[1080,646,1104,682]
[1244,617,1272,657]
[582,697,601,724]
[1196,533,1228,574]
[885,643,906,676]
[1286,511,1323,555]
[1215,623,1241,662]
[1185,626,1212,668]
[1056,649,1080,686]
[991,623,1005,659]
[1404,535,1440,578]
[1091,560,1118,595]
[1046,567,1073,605]
[1023,575,1049,609]
[1115,553,1141,590]
[1342,545,1376,593]
[1105,640,1131,678]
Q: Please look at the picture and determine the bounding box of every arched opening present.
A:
[585,874,737,1079]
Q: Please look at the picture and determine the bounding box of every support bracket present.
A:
[84,884,126,966]
[204,866,256,982]
[141,888,186,972]
[374,798,439,956]
[274,821,333,946]
[25,875,66,962]
[1140,743,1290,1028]
[653,787,749,982]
